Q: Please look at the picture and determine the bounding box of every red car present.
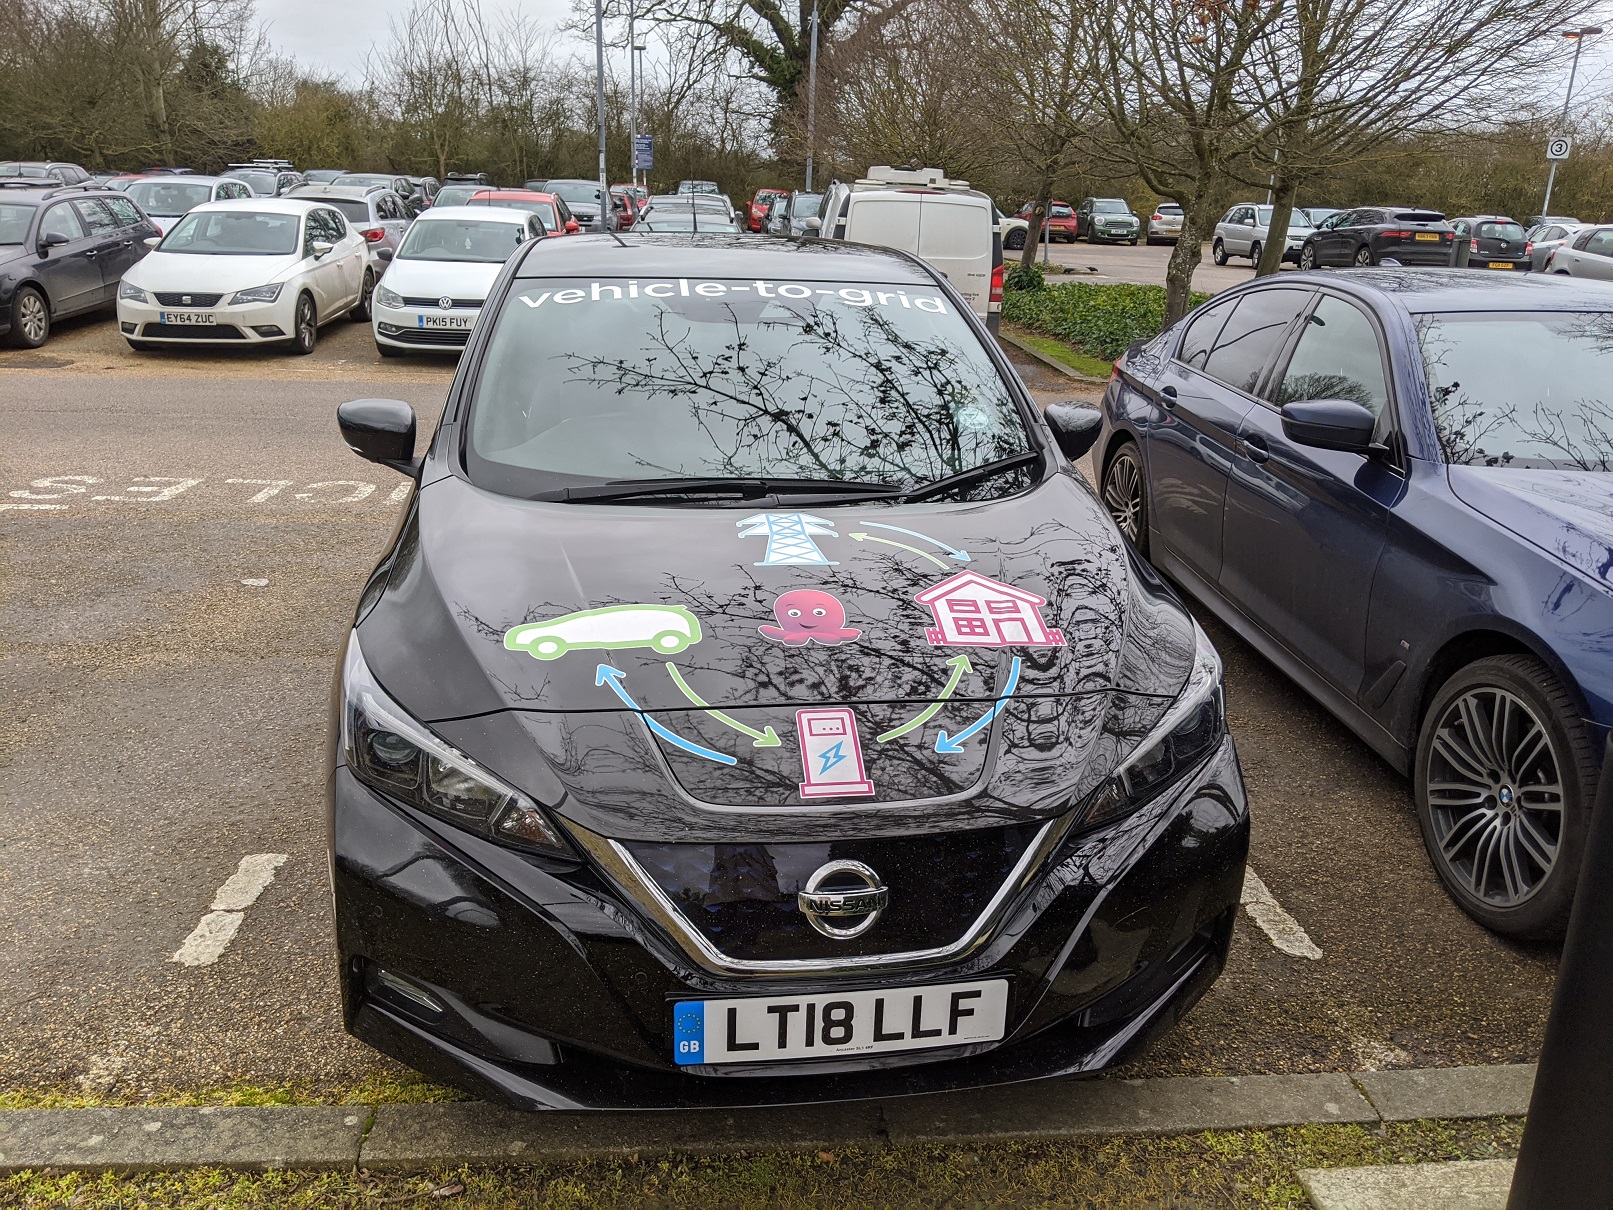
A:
[748,188,787,233]
[610,186,641,230]
[1016,199,1080,243]
[466,190,581,235]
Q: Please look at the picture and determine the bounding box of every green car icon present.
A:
[504,604,704,661]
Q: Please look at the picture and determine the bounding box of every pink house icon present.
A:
[913,571,1066,648]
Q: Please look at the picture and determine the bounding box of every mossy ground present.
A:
[1002,325,1117,380]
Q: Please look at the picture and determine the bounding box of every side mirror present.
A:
[565,219,579,234]
[1279,399,1377,453]
[144,236,161,248]
[312,240,334,258]
[804,216,822,232]
[1044,403,1103,461]
[38,231,70,253]
[338,398,419,476]
[376,247,393,261]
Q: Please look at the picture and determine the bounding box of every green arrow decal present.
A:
[666,664,782,747]
[849,532,950,569]
[876,654,973,743]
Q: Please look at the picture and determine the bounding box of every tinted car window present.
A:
[104,196,143,227]
[313,208,348,241]
[320,199,372,223]
[468,277,1029,496]
[125,180,213,216]
[1418,311,1613,469]
[1478,222,1524,241]
[397,218,525,262]
[0,203,36,244]
[1202,288,1311,394]
[1584,230,1613,257]
[39,204,85,241]
[1273,296,1390,419]
[1177,297,1236,370]
[74,198,120,235]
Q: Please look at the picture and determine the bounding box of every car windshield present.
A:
[466,276,1032,499]
[636,213,733,232]
[471,197,556,227]
[1302,208,1338,224]
[125,180,214,216]
[315,199,372,223]
[228,171,276,194]
[303,170,344,183]
[1419,311,1613,470]
[1093,200,1129,213]
[159,210,300,255]
[332,175,389,188]
[397,217,524,262]
[546,181,601,206]
[1050,204,1073,217]
[792,193,821,214]
[432,185,481,207]
[0,203,37,244]
[1479,222,1525,240]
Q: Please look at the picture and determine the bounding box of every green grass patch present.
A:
[1002,325,1116,379]
[1004,280,1210,361]
[0,1119,1523,1208]
[0,1071,466,1111]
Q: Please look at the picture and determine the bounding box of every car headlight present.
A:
[1079,620,1225,830]
[339,634,574,859]
[118,280,148,303]
[374,284,404,309]
[229,283,283,305]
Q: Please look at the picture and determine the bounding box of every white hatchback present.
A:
[371,206,546,356]
[116,198,368,354]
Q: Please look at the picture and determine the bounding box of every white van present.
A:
[808,167,1002,332]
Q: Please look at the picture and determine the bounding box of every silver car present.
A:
[1212,203,1316,266]
[1526,222,1582,272]
[286,184,412,312]
[1147,202,1183,245]
[1544,225,1613,280]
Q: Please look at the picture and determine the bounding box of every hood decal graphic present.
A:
[506,603,703,661]
[849,529,950,568]
[875,655,972,743]
[914,571,1066,648]
[666,663,783,748]
[759,589,862,646]
[935,657,1022,754]
[738,512,840,565]
[856,521,972,564]
[596,663,737,765]
[796,708,875,798]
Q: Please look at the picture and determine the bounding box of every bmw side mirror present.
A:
[376,247,393,261]
[1044,403,1103,461]
[1280,399,1378,454]
[338,398,420,477]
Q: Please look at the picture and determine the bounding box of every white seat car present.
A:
[120,176,255,234]
[371,206,545,356]
[116,198,368,354]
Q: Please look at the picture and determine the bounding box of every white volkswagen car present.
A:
[371,206,545,356]
[117,198,368,354]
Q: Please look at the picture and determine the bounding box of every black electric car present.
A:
[327,234,1249,1109]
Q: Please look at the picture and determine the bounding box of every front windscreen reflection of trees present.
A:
[475,294,1029,490]
[1419,312,1613,471]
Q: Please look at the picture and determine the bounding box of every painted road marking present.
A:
[2,472,413,514]
[1241,867,1323,960]
[170,853,287,968]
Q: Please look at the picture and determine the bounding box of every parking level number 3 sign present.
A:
[1547,136,1573,161]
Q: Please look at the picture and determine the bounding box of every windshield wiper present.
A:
[899,452,1040,504]
[532,476,899,503]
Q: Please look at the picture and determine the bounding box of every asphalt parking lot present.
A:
[0,315,1556,1101]
[1024,237,1298,292]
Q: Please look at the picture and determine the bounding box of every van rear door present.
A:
[915,193,991,322]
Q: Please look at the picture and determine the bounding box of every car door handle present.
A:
[120,239,133,247]
[1160,385,1178,410]
[1242,433,1269,463]
[84,248,98,258]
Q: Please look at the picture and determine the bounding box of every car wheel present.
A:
[1005,230,1025,251]
[1298,243,1318,271]
[351,270,375,323]
[8,285,50,349]
[1101,442,1148,556]
[375,342,402,358]
[291,293,317,355]
[125,338,158,353]
[1414,654,1597,940]
[1249,240,1263,267]
[1128,238,1138,246]
[1353,245,1374,267]
[1145,236,1158,246]
[1212,239,1228,266]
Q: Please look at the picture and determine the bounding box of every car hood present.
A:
[1449,466,1613,585]
[0,243,28,270]
[127,249,301,291]
[377,257,504,299]
[357,472,1197,835]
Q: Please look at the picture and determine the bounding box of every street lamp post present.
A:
[628,4,638,193]
[804,0,820,192]
[1540,26,1602,220]
[593,0,608,231]
[632,41,646,189]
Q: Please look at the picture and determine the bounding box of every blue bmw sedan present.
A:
[1098,269,1613,939]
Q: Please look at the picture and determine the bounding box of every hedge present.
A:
[1002,281,1209,361]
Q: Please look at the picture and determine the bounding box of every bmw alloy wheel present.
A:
[1102,445,1146,551]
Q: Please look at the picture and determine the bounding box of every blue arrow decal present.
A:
[859,521,971,562]
[935,657,1022,754]
[596,664,737,766]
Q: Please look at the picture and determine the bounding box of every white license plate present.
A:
[673,978,1008,1066]
[418,314,473,330]
[159,311,214,325]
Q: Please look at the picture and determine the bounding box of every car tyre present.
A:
[125,338,159,353]
[1249,240,1263,267]
[1101,441,1148,557]
[291,293,317,355]
[1145,236,1159,246]
[1212,239,1228,266]
[1353,245,1375,267]
[1005,229,1025,251]
[1298,243,1318,271]
[1414,654,1597,940]
[375,341,402,358]
[351,270,375,323]
[8,285,50,349]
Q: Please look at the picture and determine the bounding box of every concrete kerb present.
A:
[994,330,1111,385]
[0,1064,1535,1174]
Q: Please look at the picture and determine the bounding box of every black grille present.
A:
[385,328,469,346]
[141,323,245,339]
[623,824,1038,961]
[400,296,483,309]
[153,292,224,307]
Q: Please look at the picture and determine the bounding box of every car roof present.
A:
[288,185,382,200]
[472,190,554,201]
[0,183,114,202]
[187,197,323,215]
[1275,267,1613,314]
[513,232,942,283]
[417,205,531,224]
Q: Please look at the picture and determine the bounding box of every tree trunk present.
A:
[1257,177,1298,276]
[1019,179,1054,268]
[1163,205,1205,324]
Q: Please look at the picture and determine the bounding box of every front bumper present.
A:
[329,733,1248,1110]
[372,300,478,351]
[116,295,296,344]
[1089,225,1139,243]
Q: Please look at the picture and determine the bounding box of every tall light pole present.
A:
[1541,26,1602,220]
[804,0,820,192]
[593,0,609,230]
[628,4,639,192]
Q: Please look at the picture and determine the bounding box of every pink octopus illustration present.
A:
[758,589,862,646]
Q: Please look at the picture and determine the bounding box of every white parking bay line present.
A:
[1241,867,1323,960]
[170,853,288,967]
